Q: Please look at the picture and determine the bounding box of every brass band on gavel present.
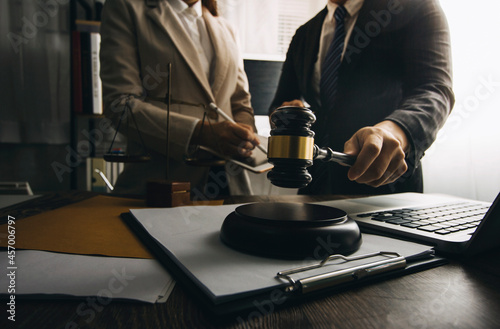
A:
[267,135,315,160]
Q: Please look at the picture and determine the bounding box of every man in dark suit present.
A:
[270,0,454,195]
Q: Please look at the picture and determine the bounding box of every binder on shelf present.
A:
[75,19,101,33]
[80,31,103,115]
[71,30,83,114]
[72,20,102,115]
[121,204,447,318]
[90,32,103,115]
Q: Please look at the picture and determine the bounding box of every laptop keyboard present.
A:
[356,202,489,235]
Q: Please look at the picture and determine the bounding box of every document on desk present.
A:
[0,250,175,303]
[0,194,40,210]
[124,204,443,311]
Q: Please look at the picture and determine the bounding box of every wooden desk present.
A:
[1,192,499,329]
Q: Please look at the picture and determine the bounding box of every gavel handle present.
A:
[313,145,356,167]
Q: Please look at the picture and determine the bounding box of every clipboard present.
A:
[121,205,447,319]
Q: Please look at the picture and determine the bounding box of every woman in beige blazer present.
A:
[100,0,260,197]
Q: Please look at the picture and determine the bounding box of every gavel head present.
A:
[267,106,316,188]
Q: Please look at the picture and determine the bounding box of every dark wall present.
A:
[0,144,72,193]
[244,59,284,115]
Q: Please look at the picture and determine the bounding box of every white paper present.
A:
[129,204,433,303]
[0,250,174,303]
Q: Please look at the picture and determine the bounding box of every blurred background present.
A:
[1,0,499,201]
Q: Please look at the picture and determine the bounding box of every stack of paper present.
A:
[0,250,174,303]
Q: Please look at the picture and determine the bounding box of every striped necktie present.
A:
[320,5,348,111]
[312,5,348,185]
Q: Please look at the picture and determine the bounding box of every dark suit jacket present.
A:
[270,0,454,195]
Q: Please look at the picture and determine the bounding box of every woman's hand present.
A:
[192,120,260,158]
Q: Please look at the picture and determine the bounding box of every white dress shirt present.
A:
[168,0,214,81]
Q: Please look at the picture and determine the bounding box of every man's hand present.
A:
[343,121,409,187]
[192,121,260,158]
[280,99,305,108]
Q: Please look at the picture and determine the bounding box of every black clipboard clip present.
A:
[276,251,407,294]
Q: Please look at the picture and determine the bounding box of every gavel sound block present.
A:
[220,106,362,260]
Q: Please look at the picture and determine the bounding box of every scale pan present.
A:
[103,154,151,163]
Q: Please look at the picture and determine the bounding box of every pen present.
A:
[208,103,268,154]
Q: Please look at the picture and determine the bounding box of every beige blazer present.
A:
[100,0,256,196]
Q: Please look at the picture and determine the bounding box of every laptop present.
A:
[320,192,500,256]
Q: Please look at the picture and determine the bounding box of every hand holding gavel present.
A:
[267,106,356,188]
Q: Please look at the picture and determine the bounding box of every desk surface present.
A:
[1,192,499,329]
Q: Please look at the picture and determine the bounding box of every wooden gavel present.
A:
[267,106,356,188]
